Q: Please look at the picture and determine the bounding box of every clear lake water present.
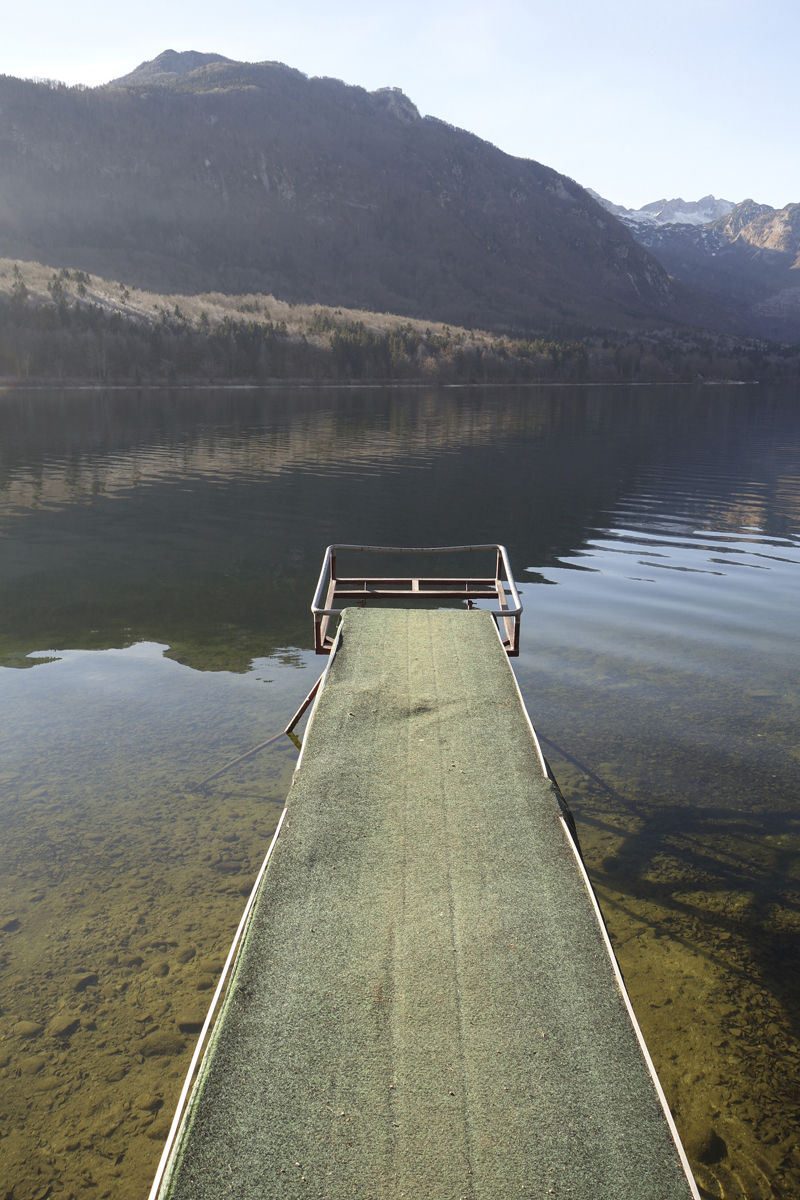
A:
[0,383,798,1200]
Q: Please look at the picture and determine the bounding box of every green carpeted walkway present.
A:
[160,608,697,1200]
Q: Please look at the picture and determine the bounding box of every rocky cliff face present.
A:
[630,200,800,339]
[731,203,800,256]
[711,200,776,241]
[0,52,732,334]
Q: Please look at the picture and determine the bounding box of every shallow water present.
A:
[0,384,798,1199]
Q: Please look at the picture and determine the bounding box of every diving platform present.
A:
[152,594,698,1198]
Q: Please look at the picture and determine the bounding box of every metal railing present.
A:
[311,544,522,656]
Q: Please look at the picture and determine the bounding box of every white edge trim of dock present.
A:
[148,806,288,1200]
[497,615,700,1198]
[151,621,345,1199]
[492,614,549,777]
[559,814,702,1199]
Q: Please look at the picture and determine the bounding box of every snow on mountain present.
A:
[588,190,736,229]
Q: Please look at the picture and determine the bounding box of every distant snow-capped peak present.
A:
[588,190,736,228]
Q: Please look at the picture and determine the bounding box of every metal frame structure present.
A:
[311,544,523,656]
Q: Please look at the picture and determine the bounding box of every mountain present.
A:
[589,192,736,229]
[627,200,800,339]
[0,51,732,336]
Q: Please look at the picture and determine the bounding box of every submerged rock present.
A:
[176,1007,207,1034]
[19,1055,46,1075]
[139,1030,186,1057]
[47,1013,80,1038]
[686,1126,728,1165]
[68,972,98,993]
[147,1117,173,1141]
[197,958,223,975]
[14,1020,44,1038]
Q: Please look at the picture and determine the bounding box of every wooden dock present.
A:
[155,607,699,1199]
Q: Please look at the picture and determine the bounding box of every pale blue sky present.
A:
[2,0,796,209]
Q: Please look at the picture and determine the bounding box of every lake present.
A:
[0,383,798,1200]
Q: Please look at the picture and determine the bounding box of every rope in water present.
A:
[187,673,323,792]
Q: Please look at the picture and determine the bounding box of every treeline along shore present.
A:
[2,259,799,387]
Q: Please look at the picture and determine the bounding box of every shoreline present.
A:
[0,377,758,392]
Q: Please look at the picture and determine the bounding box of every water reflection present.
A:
[0,384,799,1200]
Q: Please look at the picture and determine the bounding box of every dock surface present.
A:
[160,608,697,1199]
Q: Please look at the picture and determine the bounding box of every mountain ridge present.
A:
[589,191,736,229]
[109,48,236,84]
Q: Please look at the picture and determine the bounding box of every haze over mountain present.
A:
[0,49,732,336]
[591,191,800,340]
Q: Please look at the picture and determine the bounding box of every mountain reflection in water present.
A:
[0,384,798,1200]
